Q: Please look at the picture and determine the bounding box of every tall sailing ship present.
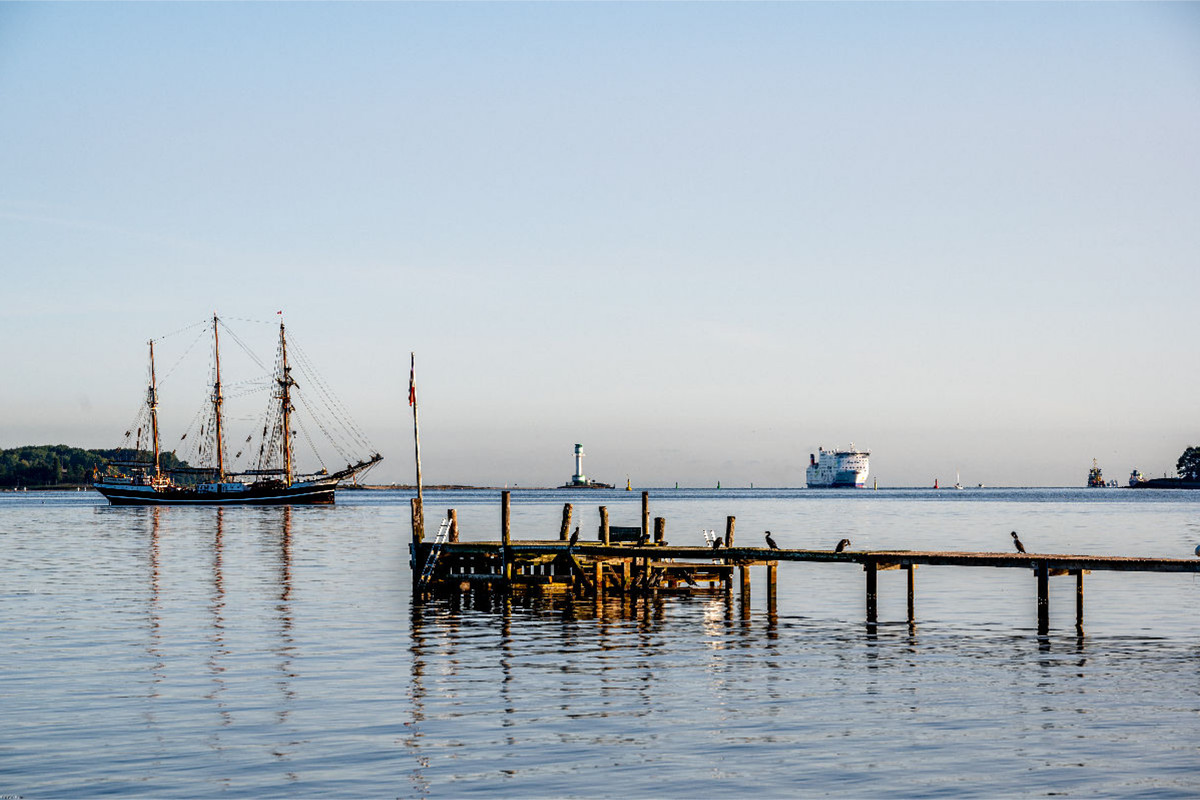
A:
[93,315,382,505]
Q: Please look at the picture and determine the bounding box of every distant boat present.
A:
[93,315,382,505]
[807,445,870,488]
[954,469,963,490]
[1087,459,1107,488]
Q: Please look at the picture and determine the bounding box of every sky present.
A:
[2,2,1198,488]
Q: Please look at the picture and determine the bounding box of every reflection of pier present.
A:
[411,491,1200,635]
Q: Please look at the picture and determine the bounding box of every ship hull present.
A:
[93,480,338,505]
[806,448,870,489]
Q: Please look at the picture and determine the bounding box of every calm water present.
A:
[3,488,1199,797]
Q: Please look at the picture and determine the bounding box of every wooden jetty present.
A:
[409,491,1200,634]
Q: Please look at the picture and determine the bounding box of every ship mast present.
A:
[278,319,295,486]
[147,339,161,481]
[212,313,227,482]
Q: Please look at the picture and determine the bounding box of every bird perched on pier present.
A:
[764,531,779,550]
[568,527,579,548]
[835,538,851,553]
[683,572,698,587]
[712,536,724,550]
[1011,531,1026,553]
[638,529,650,547]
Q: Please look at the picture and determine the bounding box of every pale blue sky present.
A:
[2,3,1198,487]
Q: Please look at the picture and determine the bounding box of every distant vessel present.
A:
[806,446,869,488]
[1087,459,1106,488]
[1129,469,1145,488]
[93,315,382,505]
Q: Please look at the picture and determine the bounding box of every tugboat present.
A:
[1087,459,1107,488]
[93,314,382,505]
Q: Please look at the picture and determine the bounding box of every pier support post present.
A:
[410,496,424,591]
[906,563,915,625]
[1036,560,1049,635]
[448,508,458,543]
[594,561,604,598]
[501,491,512,583]
[766,563,778,614]
[654,516,665,544]
[559,503,573,541]
[725,516,736,548]
[865,561,878,624]
[599,506,610,545]
[739,564,751,603]
[641,491,650,543]
[1075,569,1084,631]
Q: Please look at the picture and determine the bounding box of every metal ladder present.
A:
[416,518,451,591]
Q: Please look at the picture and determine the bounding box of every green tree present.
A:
[1176,446,1200,481]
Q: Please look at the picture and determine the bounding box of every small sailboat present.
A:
[93,314,382,505]
[954,469,963,490]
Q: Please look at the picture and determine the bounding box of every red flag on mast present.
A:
[408,354,416,407]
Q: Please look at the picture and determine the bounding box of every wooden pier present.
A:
[410,492,1200,634]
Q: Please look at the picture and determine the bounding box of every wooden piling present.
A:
[641,491,650,542]
[1036,560,1050,634]
[559,503,573,541]
[766,562,778,613]
[448,508,458,543]
[410,496,424,590]
[654,516,665,544]
[1075,569,1084,630]
[739,564,751,602]
[865,561,878,623]
[599,506,610,545]
[906,563,915,625]
[725,516,736,548]
[501,491,512,583]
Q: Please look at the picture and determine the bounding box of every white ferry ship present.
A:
[806,446,870,488]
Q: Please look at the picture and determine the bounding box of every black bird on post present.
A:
[712,536,724,550]
[683,572,698,587]
[835,538,851,553]
[1011,531,1026,553]
[637,529,650,547]
[568,527,579,548]
[764,531,779,550]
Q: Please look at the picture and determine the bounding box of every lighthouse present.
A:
[572,443,586,484]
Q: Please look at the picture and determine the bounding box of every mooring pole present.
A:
[448,508,458,543]
[599,506,610,545]
[410,496,424,592]
[906,564,915,623]
[501,491,512,584]
[767,563,778,614]
[559,503,573,541]
[1075,569,1084,631]
[641,491,650,542]
[865,561,878,624]
[1036,560,1050,635]
[654,516,665,544]
[725,516,736,548]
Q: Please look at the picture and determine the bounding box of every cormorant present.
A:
[835,538,851,553]
[683,572,698,587]
[568,527,579,548]
[764,531,779,550]
[712,536,723,550]
[638,530,650,547]
[1011,531,1026,554]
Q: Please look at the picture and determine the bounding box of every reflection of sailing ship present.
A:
[94,315,382,505]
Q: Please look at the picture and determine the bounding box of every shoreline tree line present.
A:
[0,445,189,488]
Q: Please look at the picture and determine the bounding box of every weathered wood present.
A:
[599,506,610,545]
[1037,560,1050,635]
[767,563,778,613]
[559,503,573,541]
[654,516,665,545]
[448,508,458,543]
[641,491,650,542]
[906,563,916,624]
[725,516,736,548]
[1075,569,1084,630]
[865,561,878,623]
[501,491,511,582]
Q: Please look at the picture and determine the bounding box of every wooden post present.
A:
[559,503,573,541]
[654,516,665,544]
[1075,569,1084,631]
[766,563,778,614]
[448,508,458,543]
[725,515,736,548]
[906,563,915,625]
[865,561,878,623]
[594,561,604,598]
[1036,560,1050,634]
[501,491,512,583]
[641,491,650,542]
[410,496,424,591]
[599,506,610,545]
[739,564,750,603]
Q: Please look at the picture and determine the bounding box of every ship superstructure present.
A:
[806,446,870,488]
